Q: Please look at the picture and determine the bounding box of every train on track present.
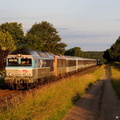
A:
[5,49,101,90]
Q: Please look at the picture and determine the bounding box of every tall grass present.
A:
[0,66,104,120]
[111,65,120,98]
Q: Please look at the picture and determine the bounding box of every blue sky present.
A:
[0,0,120,51]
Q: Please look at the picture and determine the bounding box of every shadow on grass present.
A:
[111,78,120,99]
[72,93,81,104]
[112,62,120,71]
[0,77,5,84]
[0,77,8,90]
[71,82,94,105]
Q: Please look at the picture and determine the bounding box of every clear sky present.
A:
[0,0,120,51]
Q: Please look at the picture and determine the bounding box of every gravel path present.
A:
[63,67,120,120]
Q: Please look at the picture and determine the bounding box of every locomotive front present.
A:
[5,49,34,90]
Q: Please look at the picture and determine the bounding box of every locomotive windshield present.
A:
[7,58,32,66]
[21,59,32,66]
[8,58,18,66]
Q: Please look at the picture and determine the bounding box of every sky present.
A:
[0,0,120,51]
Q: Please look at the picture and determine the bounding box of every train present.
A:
[5,49,101,90]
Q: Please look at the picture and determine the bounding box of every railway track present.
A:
[0,76,20,98]
[0,89,18,97]
[0,66,99,98]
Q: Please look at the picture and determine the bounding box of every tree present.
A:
[0,31,16,51]
[0,22,24,48]
[24,34,43,50]
[103,49,111,62]
[103,36,120,62]
[64,47,83,57]
[27,21,67,54]
[0,47,9,71]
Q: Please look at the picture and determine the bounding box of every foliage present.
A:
[0,66,104,120]
[24,34,43,50]
[27,21,67,54]
[103,36,120,62]
[64,47,83,57]
[0,30,15,71]
[0,47,9,71]
[83,51,105,63]
[0,22,24,48]
[0,31,16,51]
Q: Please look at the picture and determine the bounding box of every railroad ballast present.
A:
[5,49,100,90]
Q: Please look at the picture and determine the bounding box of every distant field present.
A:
[0,65,104,120]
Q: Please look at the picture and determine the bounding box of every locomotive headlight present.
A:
[24,73,32,76]
[24,73,28,76]
[8,73,13,76]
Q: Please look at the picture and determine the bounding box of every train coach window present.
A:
[78,60,83,65]
[8,58,18,66]
[67,60,76,67]
[21,59,32,66]
[57,59,66,67]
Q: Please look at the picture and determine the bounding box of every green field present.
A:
[0,66,104,120]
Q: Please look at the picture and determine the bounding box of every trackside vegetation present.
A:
[0,77,4,84]
[111,63,120,98]
[0,66,104,120]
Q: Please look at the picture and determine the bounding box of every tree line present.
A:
[103,36,120,62]
[64,47,104,63]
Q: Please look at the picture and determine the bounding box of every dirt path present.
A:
[63,68,120,120]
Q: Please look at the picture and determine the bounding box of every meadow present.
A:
[0,66,104,120]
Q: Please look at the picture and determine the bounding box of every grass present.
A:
[0,65,104,120]
[111,64,120,98]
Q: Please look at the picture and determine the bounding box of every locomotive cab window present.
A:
[21,59,32,66]
[8,58,18,66]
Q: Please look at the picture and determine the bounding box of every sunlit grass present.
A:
[111,65,120,98]
[0,66,104,120]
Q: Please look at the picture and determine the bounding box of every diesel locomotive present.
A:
[5,49,100,90]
